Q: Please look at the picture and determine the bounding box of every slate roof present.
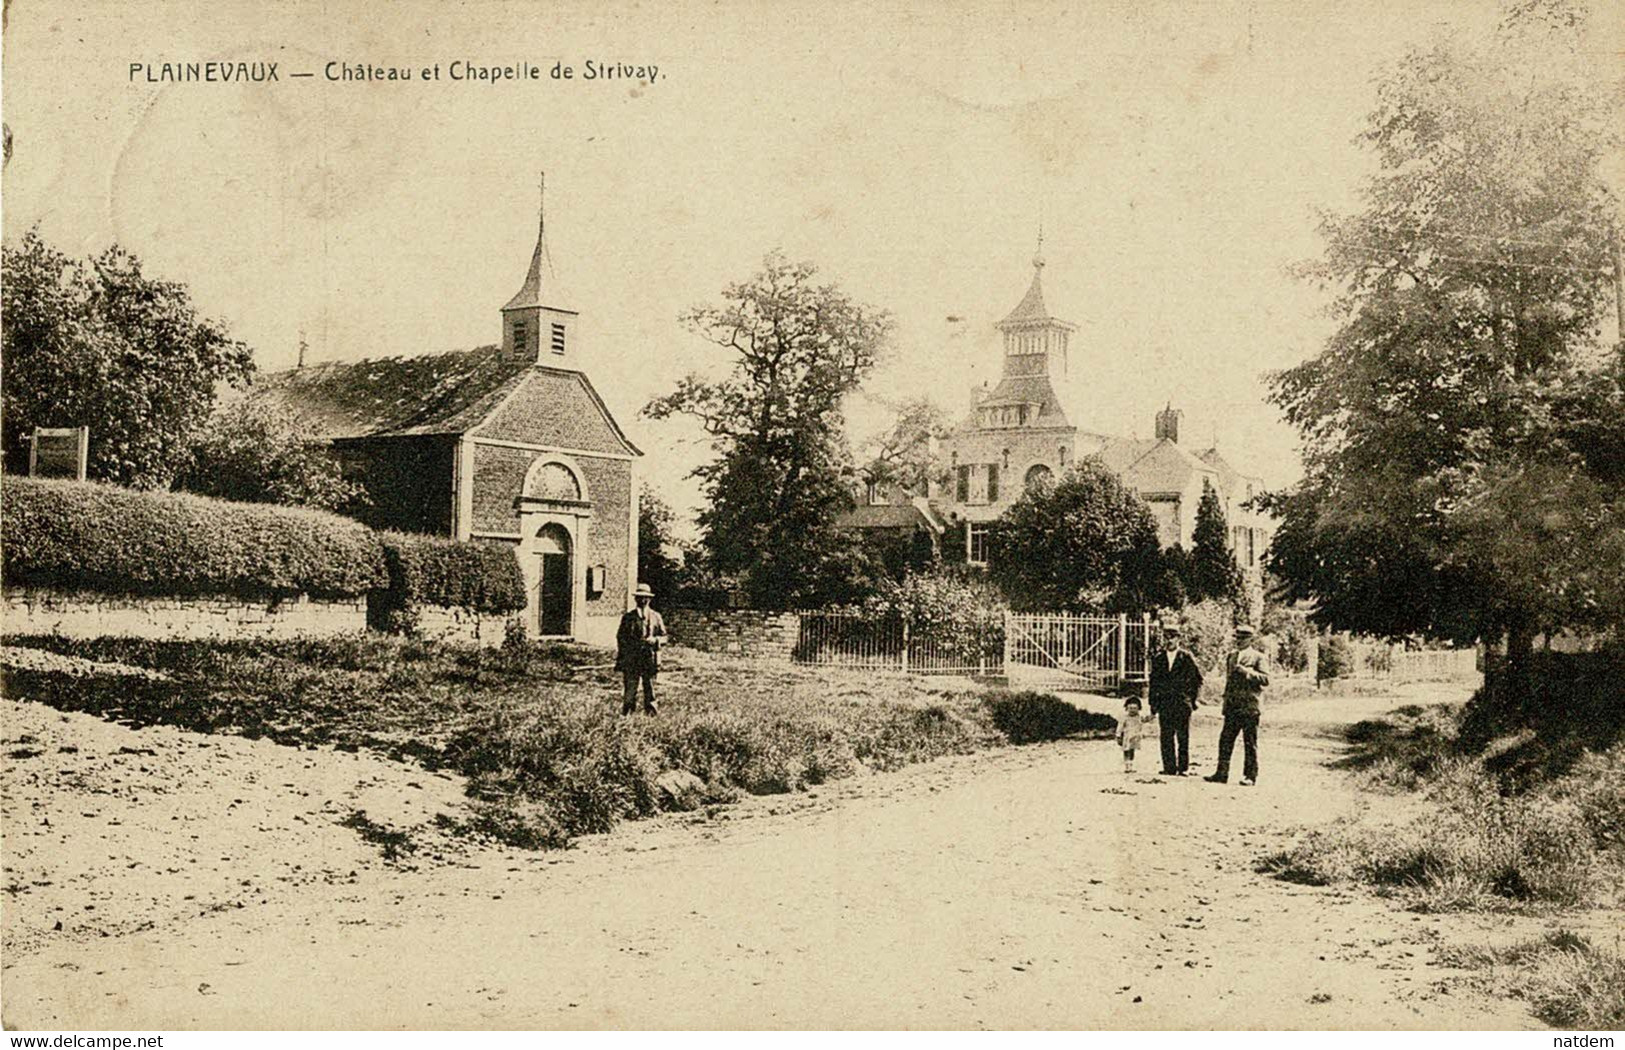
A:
[253,345,530,439]
[837,499,944,535]
[502,211,574,314]
[982,374,1072,427]
[1000,266,1053,326]
[251,347,639,456]
[1089,436,1218,496]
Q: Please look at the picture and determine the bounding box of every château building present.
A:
[848,250,1271,575]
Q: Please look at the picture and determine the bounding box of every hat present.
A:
[633,583,655,599]
[1162,623,1183,635]
[1234,623,1256,636]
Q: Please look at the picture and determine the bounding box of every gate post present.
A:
[1116,612,1127,686]
[1003,609,1013,677]
[1142,612,1152,681]
[901,618,910,675]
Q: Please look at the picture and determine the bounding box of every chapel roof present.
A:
[251,347,640,454]
[253,345,530,439]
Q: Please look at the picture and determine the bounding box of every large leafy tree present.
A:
[635,490,687,603]
[1263,0,1623,688]
[173,397,361,511]
[2,230,254,488]
[990,458,1176,613]
[860,397,952,496]
[644,252,893,608]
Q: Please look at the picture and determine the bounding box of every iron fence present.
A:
[793,608,1003,676]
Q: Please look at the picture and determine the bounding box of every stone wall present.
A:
[410,604,511,648]
[664,608,802,662]
[2,588,367,641]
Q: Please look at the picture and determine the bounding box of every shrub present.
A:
[1175,599,1234,671]
[861,568,1007,666]
[1318,634,1355,681]
[1,475,385,599]
[984,690,1117,745]
[370,531,526,632]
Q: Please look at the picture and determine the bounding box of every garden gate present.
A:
[1003,612,1152,692]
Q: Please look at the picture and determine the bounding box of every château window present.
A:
[968,523,990,566]
[550,323,566,355]
[956,465,970,503]
[987,464,1000,503]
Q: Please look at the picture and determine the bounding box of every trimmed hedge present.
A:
[2,475,386,599]
[372,531,526,631]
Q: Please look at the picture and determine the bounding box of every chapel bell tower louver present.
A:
[501,173,581,367]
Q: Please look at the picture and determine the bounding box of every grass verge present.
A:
[1438,930,1625,1029]
[2,634,1116,850]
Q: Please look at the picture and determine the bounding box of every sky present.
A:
[4,0,1621,523]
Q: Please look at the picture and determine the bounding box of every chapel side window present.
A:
[968,523,989,566]
[512,320,529,355]
[551,323,567,355]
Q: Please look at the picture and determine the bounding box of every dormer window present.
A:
[550,323,566,355]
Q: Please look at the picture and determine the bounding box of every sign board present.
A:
[29,426,89,481]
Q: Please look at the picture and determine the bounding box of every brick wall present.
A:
[2,588,367,641]
[469,443,633,628]
[665,608,802,662]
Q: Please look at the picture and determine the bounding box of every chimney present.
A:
[970,381,989,411]
[1155,404,1181,443]
[296,331,308,369]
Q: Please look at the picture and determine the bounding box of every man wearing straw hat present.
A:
[616,582,667,716]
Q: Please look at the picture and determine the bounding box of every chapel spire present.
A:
[503,172,564,313]
[501,172,581,365]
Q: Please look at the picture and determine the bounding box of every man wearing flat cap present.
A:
[1206,623,1269,786]
[616,582,666,716]
[1148,623,1204,775]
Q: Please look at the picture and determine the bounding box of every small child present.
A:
[1117,697,1145,774]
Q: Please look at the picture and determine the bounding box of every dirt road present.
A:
[3,683,1547,1029]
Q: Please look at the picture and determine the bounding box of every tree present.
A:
[643,252,894,608]
[1262,0,1623,693]
[1188,480,1245,609]
[173,396,361,511]
[2,230,253,488]
[861,397,952,496]
[990,458,1174,612]
[636,491,686,602]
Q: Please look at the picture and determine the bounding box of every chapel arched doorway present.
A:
[536,522,573,637]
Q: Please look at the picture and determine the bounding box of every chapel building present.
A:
[253,187,641,647]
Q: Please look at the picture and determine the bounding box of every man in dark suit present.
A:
[1148,624,1204,775]
[616,582,666,716]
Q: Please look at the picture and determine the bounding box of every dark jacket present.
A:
[615,606,666,675]
[1148,647,1204,716]
[1222,645,1270,717]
